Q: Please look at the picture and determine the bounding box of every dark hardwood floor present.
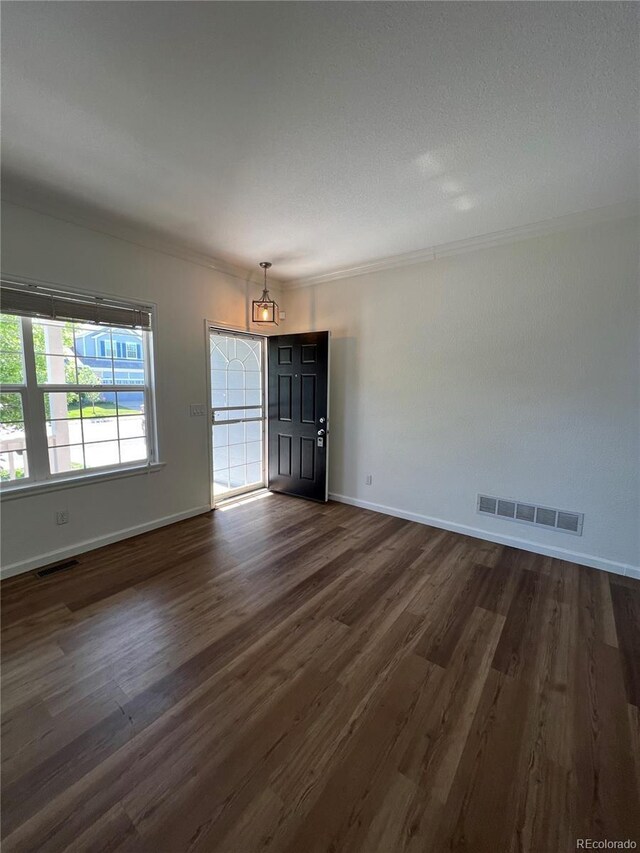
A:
[1,492,639,852]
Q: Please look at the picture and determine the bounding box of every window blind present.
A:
[0,280,152,329]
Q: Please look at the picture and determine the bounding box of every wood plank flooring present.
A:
[1,493,639,852]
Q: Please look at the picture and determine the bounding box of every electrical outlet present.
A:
[280,310,286,320]
[56,510,69,525]
[365,474,372,485]
[190,404,206,417]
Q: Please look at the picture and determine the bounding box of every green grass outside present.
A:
[66,402,140,418]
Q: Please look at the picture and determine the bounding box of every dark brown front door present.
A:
[267,331,329,502]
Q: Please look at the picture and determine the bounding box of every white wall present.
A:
[0,202,281,576]
[3,206,638,578]
[287,217,640,576]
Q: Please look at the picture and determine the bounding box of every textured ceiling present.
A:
[2,2,638,281]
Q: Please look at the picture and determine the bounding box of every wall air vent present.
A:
[497,499,516,518]
[557,511,582,533]
[477,494,583,536]
[515,503,536,522]
[478,495,497,515]
[535,507,556,527]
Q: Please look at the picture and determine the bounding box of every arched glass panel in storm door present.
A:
[210,331,264,501]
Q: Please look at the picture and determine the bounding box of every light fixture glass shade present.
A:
[252,292,279,324]
[252,262,280,324]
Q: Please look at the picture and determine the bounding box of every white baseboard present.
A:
[0,505,212,580]
[4,495,637,583]
[329,493,640,580]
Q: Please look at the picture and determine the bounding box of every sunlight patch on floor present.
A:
[216,489,273,511]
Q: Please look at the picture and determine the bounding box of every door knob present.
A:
[317,429,325,436]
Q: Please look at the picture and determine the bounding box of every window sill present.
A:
[0,462,166,501]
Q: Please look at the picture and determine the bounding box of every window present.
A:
[0,281,156,487]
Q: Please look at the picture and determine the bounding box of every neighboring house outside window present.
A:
[75,330,145,398]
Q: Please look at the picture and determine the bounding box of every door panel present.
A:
[268,331,329,501]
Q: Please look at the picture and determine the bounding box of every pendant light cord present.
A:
[261,262,271,300]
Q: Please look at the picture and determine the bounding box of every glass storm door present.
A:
[210,329,265,505]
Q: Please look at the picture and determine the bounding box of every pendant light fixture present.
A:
[252,261,279,325]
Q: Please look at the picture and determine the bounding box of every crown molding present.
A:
[284,200,639,290]
[1,195,285,290]
[3,190,636,292]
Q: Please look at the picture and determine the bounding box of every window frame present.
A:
[0,284,159,494]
